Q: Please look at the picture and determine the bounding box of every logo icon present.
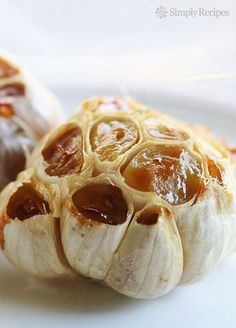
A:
[155,6,168,19]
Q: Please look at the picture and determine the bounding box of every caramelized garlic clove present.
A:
[90,117,139,162]
[0,171,72,278]
[105,205,183,299]
[42,125,84,177]
[122,143,203,205]
[61,176,133,280]
[144,116,189,141]
[34,122,92,196]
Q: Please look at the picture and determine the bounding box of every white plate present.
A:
[1,90,236,328]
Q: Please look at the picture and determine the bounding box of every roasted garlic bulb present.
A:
[1,96,236,299]
[0,49,62,191]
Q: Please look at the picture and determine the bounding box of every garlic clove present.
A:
[33,121,93,197]
[0,170,72,278]
[61,174,134,280]
[174,182,236,284]
[105,204,183,299]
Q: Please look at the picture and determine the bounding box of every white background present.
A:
[0,0,236,109]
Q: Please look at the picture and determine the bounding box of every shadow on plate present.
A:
[0,255,143,313]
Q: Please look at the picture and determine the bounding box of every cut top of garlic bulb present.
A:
[0,49,63,190]
[1,96,236,298]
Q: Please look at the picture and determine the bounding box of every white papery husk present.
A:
[174,173,236,284]
[105,202,183,299]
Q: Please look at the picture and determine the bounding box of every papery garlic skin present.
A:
[1,96,236,299]
[0,49,63,191]
[105,204,183,299]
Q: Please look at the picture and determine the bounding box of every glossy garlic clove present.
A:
[0,170,71,277]
[61,175,134,280]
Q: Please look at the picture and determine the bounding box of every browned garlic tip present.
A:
[1,96,236,299]
[0,49,63,191]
